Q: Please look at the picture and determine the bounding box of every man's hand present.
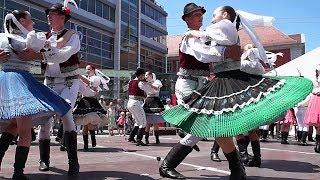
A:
[16,49,43,61]
[0,49,10,62]
[224,45,241,61]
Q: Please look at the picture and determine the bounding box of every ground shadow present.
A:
[77,147,127,153]
[262,160,320,173]
[0,168,156,180]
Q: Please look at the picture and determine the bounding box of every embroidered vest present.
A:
[179,50,210,76]
[41,29,80,76]
[128,80,145,97]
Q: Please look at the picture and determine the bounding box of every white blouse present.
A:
[146,79,162,97]
[0,33,32,71]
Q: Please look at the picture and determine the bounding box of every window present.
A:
[121,1,129,12]
[121,11,129,24]
[110,7,115,22]
[5,1,28,11]
[80,0,88,10]
[96,0,103,17]
[30,8,47,22]
[88,0,95,14]
[102,4,109,19]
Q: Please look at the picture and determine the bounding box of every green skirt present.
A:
[162,70,313,138]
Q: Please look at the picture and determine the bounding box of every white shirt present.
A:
[146,79,162,97]
[137,81,154,95]
[44,30,81,78]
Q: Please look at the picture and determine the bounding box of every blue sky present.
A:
[156,0,320,52]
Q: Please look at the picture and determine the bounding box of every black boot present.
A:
[12,146,30,180]
[177,129,200,152]
[155,130,160,144]
[297,131,302,142]
[89,130,96,147]
[64,131,80,176]
[0,132,15,165]
[308,133,315,142]
[224,149,247,180]
[10,135,18,145]
[136,128,147,146]
[56,123,64,142]
[83,134,89,152]
[300,131,308,146]
[247,141,261,167]
[237,138,249,165]
[38,139,50,171]
[281,132,289,144]
[314,135,320,153]
[210,141,221,162]
[260,130,268,142]
[128,126,138,143]
[145,131,150,145]
[159,144,193,179]
[31,128,36,142]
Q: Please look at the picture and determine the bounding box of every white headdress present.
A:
[235,10,276,66]
[152,73,156,82]
[3,13,30,42]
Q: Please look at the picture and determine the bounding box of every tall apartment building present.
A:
[0,0,168,98]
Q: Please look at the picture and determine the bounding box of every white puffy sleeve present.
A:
[26,31,47,52]
[153,80,163,88]
[205,20,238,46]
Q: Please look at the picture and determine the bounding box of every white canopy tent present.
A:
[266,47,320,85]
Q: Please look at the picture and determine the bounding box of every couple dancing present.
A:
[160,3,313,180]
[0,3,81,179]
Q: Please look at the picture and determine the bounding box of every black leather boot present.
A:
[136,128,147,146]
[224,149,247,180]
[297,131,302,142]
[281,132,289,144]
[237,138,249,165]
[38,139,50,171]
[210,141,221,162]
[177,129,200,152]
[159,143,193,179]
[89,130,96,147]
[56,123,64,142]
[0,132,15,166]
[260,130,268,142]
[155,130,160,144]
[31,128,36,142]
[128,126,138,143]
[247,140,261,167]
[83,134,89,152]
[12,146,30,180]
[145,131,150,145]
[300,131,308,146]
[314,135,320,153]
[65,131,80,176]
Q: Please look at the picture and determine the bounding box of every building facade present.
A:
[0,0,168,98]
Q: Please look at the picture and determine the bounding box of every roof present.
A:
[238,26,298,47]
[167,26,300,57]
